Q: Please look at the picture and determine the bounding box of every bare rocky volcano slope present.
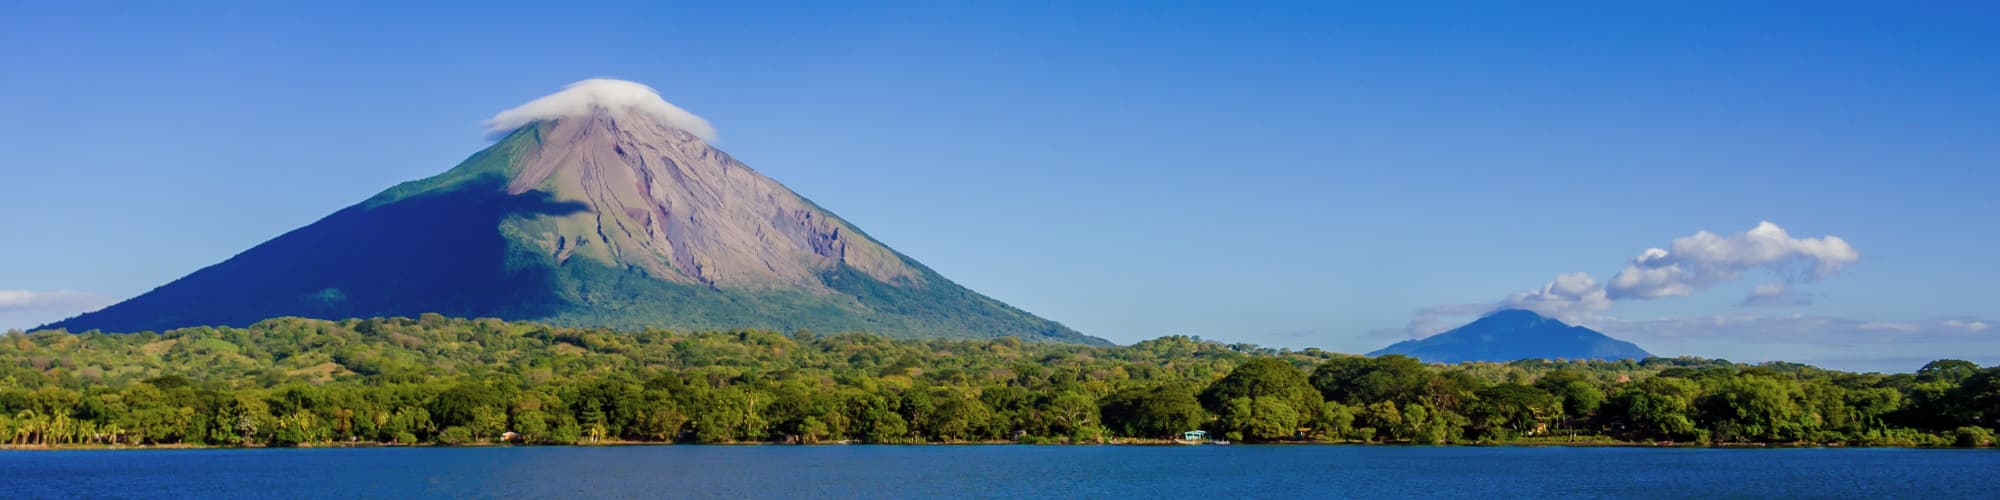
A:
[497,110,918,291]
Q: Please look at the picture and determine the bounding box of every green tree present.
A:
[1362,401,1401,441]
[1916,360,1980,384]
[1470,383,1559,439]
[1040,391,1100,440]
[1201,359,1320,441]
[432,383,501,431]
[1608,377,1700,442]
[513,410,549,443]
[1700,375,1813,442]
[1311,402,1356,440]
[1353,356,1434,407]
[1100,384,1207,438]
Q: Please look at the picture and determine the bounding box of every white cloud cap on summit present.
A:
[486,79,716,141]
[1500,272,1612,323]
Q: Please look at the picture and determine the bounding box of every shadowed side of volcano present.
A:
[47,175,583,332]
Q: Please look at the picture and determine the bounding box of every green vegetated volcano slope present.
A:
[45,116,1096,344]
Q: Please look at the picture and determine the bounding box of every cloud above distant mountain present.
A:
[486,79,716,141]
[1605,221,1858,300]
[1395,221,1863,337]
[1395,302,1500,338]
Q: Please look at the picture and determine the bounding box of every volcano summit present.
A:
[46,80,1097,343]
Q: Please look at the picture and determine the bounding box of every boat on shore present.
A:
[1175,430,1228,445]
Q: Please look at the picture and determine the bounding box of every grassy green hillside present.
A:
[3,317,1995,447]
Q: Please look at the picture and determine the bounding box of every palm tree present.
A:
[9,410,39,445]
[102,422,126,445]
[48,413,72,446]
[74,420,98,445]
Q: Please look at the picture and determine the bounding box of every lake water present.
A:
[2,445,1993,498]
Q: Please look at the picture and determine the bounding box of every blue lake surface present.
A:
[2,445,1994,498]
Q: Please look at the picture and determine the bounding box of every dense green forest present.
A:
[2,316,1995,448]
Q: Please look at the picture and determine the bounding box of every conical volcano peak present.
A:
[1475,309,1561,327]
[486,79,717,142]
[1369,308,1649,363]
[43,80,1100,345]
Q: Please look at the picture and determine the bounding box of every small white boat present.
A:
[1176,430,1212,445]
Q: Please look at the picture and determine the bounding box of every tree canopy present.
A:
[0,316,1994,447]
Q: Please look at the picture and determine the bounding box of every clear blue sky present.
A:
[2,1,1995,372]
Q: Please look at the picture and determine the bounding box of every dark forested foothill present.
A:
[1,316,1995,448]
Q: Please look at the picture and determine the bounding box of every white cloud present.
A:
[1942,320,1991,333]
[0,289,107,313]
[1739,282,1814,307]
[0,290,111,331]
[1499,272,1611,323]
[1393,302,1498,338]
[1584,314,2000,372]
[1858,321,1921,333]
[486,79,716,141]
[1597,314,1997,346]
[1607,221,1858,301]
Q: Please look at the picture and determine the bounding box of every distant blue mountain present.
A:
[1368,309,1650,363]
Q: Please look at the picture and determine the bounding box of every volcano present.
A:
[1368,309,1649,363]
[44,80,1099,343]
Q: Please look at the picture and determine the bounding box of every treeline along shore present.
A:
[2,316,1995,448]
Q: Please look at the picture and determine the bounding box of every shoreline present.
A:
[0,440,1974,452]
